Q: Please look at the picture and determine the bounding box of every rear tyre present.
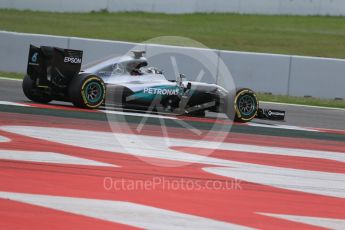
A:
[68,73,106,109]
[234,88,258,123]
[22,75,52,103]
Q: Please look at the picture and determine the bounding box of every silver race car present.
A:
[23,45,285,122]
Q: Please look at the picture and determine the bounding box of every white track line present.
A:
[258,213,345,230]
[0,150,117,167]
[261,101,345,111]
[2,126,345,198]
[0,192,251,230]
[3,126,345,165]
[101,110,177,120]
[0,136,10,142]
[248,123,319,132]
[0,101,30,107]
[0,99,343,133]
[204,166,345,199]
[0,76,22,81]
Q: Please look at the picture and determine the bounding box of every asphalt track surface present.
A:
[0,77,345,229]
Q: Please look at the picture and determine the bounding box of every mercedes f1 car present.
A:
[23,45,285,122]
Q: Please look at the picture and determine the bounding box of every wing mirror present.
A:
[183,82,192,93]
[177,73,186,86]
[187,82,191,90]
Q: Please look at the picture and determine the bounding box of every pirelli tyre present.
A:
[22,75,52,104]
[234,88,259,123]
[68,73,106,109]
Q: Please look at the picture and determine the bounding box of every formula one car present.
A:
[23,45,285,122]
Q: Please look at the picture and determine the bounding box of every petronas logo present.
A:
[143,87,180,96]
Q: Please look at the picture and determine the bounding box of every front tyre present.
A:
[22,75,52,103]
[234,88,258,122]
[68,73,106,109]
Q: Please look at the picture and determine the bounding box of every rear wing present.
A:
[27,45,83,88]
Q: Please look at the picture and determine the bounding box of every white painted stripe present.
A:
[0,136,10,142]
[0,101,30,107]
[261,101,345,112]
[275,124,319,132]
[3,126,344,165]
[0,192,251,230]
[0,150,117,167]
[248,123,319,132]
[0,76,23,81]
[258,213,345,230]
[2,126,345,197]
[0,126,223,167]
[100,110,178,120]
[203,166,345,198]
[217,142,345,164]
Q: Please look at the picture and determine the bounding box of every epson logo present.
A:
[64,57,82,64]
[144,87,179,96]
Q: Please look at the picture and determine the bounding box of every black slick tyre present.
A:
[22,75,52,103]
[234,88,258,123]
[68,73,106,109]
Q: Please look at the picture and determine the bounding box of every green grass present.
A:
[258,93,345,109]
[1,10,344,108]
[0,71,24,79]
[1,71,344,109]
[1,9,345,58]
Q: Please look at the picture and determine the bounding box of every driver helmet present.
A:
[128,61,147,76]
[139,67,163,75]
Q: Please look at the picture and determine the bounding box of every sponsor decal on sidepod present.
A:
[143,87,180,96]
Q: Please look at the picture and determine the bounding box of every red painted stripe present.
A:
[1,159,344,229]
[25,103,99,113]
[178,115,234,125]
[1,110,345,228]
[0,198,135,230]
[19,103,345,135]
[1,112,345,153]
[315,128,345,135]
[0,124,345,228]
